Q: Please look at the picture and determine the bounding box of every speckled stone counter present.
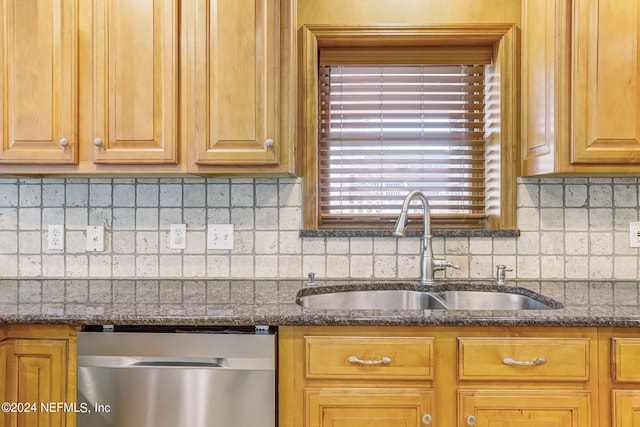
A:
[0,278,639,327]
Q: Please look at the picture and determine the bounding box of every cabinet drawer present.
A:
[613,339,640,382]
[304,336,434,380]
[458,338,589,381]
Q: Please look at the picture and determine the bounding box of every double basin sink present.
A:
[296,283,563,311]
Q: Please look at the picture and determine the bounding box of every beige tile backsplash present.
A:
[0,176,638,281]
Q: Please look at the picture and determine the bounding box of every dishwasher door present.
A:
[77,330,275,427]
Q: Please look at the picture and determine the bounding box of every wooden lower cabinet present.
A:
[279,326,598,427]
[613,392,640,427]
[306,388,435,427]
[603,333,640,427]
[0,325,79,427]
[460,391,591,426]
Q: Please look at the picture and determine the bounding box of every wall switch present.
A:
[86,226,105,252]
[170,224,187,250]
[630,222,640,248]
[208,224,234,250]
[47,225,64,251]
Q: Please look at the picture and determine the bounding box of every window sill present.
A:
[299,229,520,238]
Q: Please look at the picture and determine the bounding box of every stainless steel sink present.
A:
[296,287,560,311]
[296,290,447,310]
[435,290,555,310]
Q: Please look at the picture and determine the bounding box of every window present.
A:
[319,53,490,225]
[300,25,519,231]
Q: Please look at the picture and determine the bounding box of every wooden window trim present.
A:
[299,25,520,230]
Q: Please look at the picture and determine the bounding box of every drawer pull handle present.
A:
[466,414,477,425]
[347,355,392,365]
[421,413,433,424]
[502,356,547,366]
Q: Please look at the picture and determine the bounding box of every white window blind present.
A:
[318,49,491,226]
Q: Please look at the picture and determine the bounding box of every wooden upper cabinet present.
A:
[186,0,295,173]
[522,0,640,175]
[0,0,77,164]
[572,0,640,164]
[90,0,178,165]
[0,0,294,174]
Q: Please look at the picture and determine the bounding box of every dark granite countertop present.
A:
[0,278,639,328]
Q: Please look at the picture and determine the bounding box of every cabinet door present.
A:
[91,0,178,164]
[459,391,590,427]
[614,391,640,427]
[192,0,280,166]
[571,0,640,164]
[0,0,77,164]
[521,0,568,176]
[305,388,435,427]
[3,339,68,427]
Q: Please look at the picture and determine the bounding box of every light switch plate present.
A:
[208,224,234,250]
[86,226,105,252]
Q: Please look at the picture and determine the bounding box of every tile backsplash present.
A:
[0,176,638,281]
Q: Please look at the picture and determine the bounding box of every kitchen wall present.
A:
[0,176,637,281]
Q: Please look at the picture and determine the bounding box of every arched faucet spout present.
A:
[392,190,458,284]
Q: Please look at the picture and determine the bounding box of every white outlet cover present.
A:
[170,223,187,250]
[86,225,105,252]
[208,224,234,250]
[47,224,64,251]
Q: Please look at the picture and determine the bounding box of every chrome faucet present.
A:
[392,190,460,284]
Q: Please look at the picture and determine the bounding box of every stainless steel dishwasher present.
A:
[76,326,276,427]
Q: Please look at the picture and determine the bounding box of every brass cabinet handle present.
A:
[502,356,547,366]
[347,355,391,365]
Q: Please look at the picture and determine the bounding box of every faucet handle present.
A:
[433,259,461,271]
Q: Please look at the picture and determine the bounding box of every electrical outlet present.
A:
[207,224,234,250]
[86,226,105,252]
[630,222,640,248]
[47,225,64,251]
[170,224,187,250]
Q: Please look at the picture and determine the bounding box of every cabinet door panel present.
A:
[460,391,590,427]
[614,391,640,427]
[0,0,77,164]
[4,339,67,427]
[92,0,178,164]
[522,0,567,175]
[572,0,640,163]
[193,0,279,165]
[306,388,434,427]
